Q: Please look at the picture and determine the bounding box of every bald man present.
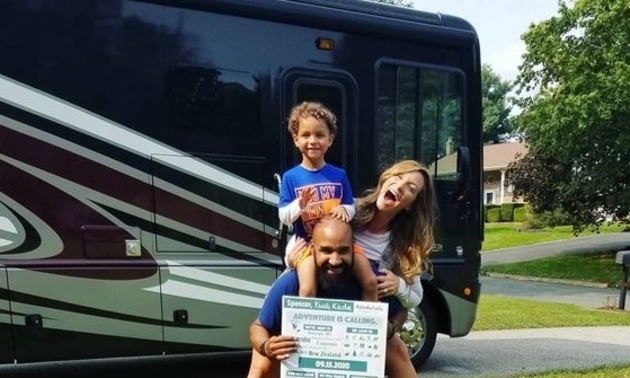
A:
[247,216,417,378]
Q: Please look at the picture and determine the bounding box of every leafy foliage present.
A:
[482,64,514,143]
[510,0,630,231]
[508,153,571,213]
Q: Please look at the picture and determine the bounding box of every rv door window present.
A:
[375,63,464,179]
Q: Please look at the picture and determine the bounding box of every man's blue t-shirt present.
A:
[279,164,354,241]
[258,270,402,334]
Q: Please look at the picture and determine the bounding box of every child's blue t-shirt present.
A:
[279,164,354,241]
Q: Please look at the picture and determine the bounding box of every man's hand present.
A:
[298,187,316,209]
[263,335,298,360]
[330,205,350,222]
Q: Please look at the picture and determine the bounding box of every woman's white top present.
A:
[353,229,391,262]
[354,229,424,309]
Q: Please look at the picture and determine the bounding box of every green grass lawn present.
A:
[482,222,627,251]
[482,250,624,288]
[482,222,628,286]
[476,294,630,377]
[474,294,630,331]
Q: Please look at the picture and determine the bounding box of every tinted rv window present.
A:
[376,63,464,178]
[166,65,261,154]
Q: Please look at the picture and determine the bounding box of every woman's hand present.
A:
[286,237,307,270]
[264,335,298,360]
[376,268,400,298]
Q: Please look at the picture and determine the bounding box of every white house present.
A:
[483,142,528,204]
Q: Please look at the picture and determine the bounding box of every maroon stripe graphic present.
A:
[0,124,266,253]
[0,160,158,279]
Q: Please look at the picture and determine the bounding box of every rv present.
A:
[0,0,482,371]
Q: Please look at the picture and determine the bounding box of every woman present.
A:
[290,159,438,372]
[351,159,438,334]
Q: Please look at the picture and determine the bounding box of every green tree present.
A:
[509,0,630,230]
[365,0,414,8]
[482,63,514,143]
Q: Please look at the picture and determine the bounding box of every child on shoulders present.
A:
[278,101,377,301]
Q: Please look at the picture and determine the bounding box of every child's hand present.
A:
[287,237,308,270]
[298,187,316,209]
[330,205,350,222]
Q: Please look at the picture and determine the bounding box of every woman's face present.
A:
[376,171,424,213]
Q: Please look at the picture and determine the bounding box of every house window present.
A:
[485,191,494,204]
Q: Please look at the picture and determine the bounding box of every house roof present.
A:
[484,142,528,170]
[429,141,528,176]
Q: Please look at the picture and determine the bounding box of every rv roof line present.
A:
[287,0,443,25]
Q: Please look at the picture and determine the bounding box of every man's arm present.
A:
[250,319,272,357]
[247,320,278,378]
[250,270,301,359]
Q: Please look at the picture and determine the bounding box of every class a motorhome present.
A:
[0,0,483,371]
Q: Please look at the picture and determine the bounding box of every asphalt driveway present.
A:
[481,232,630,266]
[420,326,630,377]
[480,232,630,311]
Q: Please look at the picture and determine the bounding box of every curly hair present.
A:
[287,101,338,136]
[352,160,439,282]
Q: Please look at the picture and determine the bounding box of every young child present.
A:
[278,101,378,301]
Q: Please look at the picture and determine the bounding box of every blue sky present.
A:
[412,0,560,82]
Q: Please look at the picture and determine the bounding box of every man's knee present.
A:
[387,334,409,358]
[247,348,279,378]
[385,335,417,378]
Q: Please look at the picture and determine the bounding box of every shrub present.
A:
[513,203,525,210]
[513,206,527,222]
[523,207,572,229]
[484,204,500,222]
[487,208,502,222]
[500,204,515,222]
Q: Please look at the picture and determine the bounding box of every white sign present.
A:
[281,295,388,378]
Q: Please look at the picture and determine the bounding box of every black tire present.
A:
[398,299,437,370]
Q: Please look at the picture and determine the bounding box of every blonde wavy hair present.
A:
[352,160,438,282]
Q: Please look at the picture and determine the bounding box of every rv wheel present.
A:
[398,299,437,370]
